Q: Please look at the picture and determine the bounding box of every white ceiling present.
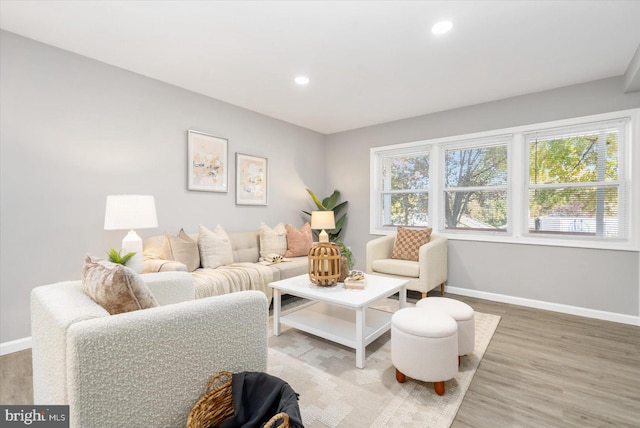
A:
[2,1,640,134]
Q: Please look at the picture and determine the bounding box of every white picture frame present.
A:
[187,130,228,192]
[235,153,268,205]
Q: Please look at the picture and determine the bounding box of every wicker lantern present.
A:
[308,242,341,287]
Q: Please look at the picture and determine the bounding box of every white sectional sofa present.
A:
[143,229,309,300]
[31,272,268,427]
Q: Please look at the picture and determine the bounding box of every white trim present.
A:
[370,108,640,251]
[446,286,640,326]
[0,336,32,356]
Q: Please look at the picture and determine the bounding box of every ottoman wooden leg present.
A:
[434,381,445,396]
[440,283,445,295]
[395,368,406,383]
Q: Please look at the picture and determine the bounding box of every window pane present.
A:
[444,190,507,231]
[529,131,618,185]
[528,186,619,237]
[381,193,429,226]
[382,154,429,191]
[445,145,507,187]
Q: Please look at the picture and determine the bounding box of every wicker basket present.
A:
[186,372,234,428]
[186,372,292,428]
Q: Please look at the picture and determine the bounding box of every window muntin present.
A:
[378,151,430,228]
[443,143,509,232]
[526,120,626,239]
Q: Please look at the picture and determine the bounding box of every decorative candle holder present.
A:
[308,242,341,287]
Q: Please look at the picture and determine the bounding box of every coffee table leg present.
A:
[356,307,365,369]
[399,285,407,309]
[273,288,281,336]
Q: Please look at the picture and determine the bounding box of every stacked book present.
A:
[344,271,367,289]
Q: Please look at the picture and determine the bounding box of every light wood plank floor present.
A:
[2,292,639,427]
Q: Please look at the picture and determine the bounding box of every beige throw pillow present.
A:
[163,229,200,272]
[198,224,233,269]
[284,222,313,257]
[81,255,159,315]
[390,227,433,261]
[259,223,287,258]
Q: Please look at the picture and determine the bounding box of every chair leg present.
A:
[421,292,427,299]
[395,368,406,383]
[434,381,445,396]
[440,283,445,295]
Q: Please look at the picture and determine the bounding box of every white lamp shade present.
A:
[311,211,336,230]
[104,195,158,230]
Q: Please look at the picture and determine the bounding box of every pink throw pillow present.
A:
[284,223,313,257]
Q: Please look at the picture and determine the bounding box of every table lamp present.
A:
[311,211,335,243]
[104,195,158,273]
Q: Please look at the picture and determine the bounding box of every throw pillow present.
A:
[259,223,287,258]
[390,226,433,261]
[284,222,313,257]
[81,255,159,315]
[198,224,234,269]
[162,228,200,272]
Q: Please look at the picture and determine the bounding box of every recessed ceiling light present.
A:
[431,20,453,35]
[295,76,310,85]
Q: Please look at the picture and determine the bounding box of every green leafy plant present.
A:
[336,241,355,271]
[302,188,348,242]
[107,248,136,266]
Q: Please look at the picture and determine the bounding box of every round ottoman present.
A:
[391,307,458,396]
[416,297,475,359]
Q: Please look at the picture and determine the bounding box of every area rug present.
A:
[267,301,500,428]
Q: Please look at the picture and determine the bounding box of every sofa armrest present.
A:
[365,235,396,273]
[65,290,268,428]
[418,233,448,288]
[31,281,109,405]
[142,271,195,306]
[143,258,188,274]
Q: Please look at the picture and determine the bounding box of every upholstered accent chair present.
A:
[31,272,268,428]
[365,233,448,298]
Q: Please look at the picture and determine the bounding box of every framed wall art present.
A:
[235,153,268,205]
[187,130,228,192]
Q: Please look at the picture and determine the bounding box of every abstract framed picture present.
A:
[235,153,268,205]
[187,130,228,192]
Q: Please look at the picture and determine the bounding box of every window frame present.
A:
[439,135,512,236]
[370,145,431,232]
[370,108,639,252]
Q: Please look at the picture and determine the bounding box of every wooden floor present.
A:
[2,293,639,427]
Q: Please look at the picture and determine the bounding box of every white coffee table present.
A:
[269,273,407,369]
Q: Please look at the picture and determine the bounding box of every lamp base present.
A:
[122,230,144,274]
[318,229,329,243]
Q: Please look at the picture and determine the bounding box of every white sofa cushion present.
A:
[259,223,287,258]
[371,258,420,278]
[198,224,233,268]
[162,229,200,272]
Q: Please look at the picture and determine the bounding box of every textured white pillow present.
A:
[259,223,287,258]
[198,225,233,269]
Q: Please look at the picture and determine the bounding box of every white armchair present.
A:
[366,233,448,298]
[31,272,268,428]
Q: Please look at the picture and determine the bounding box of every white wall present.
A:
[0,31,326,343]
[326,77,640,319]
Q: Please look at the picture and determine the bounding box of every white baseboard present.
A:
[0,337,32,356]
[447,286,640,326]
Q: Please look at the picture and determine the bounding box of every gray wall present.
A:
[0,31,325,342]
[326,77,640,317]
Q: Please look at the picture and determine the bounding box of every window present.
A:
[372,149,430,230]
[525,119,628,240]
[443,138,510,232]
[370,109,637,251]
